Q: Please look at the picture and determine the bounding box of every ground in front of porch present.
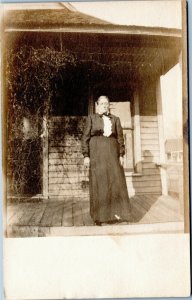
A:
[6,194,184,237]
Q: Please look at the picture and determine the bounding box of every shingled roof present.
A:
[3,3,181,37]
[3,2,182,79]
[4,3,111,30]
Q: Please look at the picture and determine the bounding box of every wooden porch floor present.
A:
[6,194,184,237]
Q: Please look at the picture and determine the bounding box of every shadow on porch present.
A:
[6,194,184,237]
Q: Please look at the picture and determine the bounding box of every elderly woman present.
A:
[81,96,132,226]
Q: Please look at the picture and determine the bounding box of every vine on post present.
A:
[6,46,77,197]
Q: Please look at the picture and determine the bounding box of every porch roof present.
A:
[4,6,181,38]
[4,5,182,81]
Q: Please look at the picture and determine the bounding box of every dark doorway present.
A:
[51,67,89,116]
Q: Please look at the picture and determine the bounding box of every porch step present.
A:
[7,222,184,238]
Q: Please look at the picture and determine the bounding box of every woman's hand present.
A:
[119,156,124,166]
[84,157,90,168]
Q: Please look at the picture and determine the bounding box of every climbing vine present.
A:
[6,46,77,196]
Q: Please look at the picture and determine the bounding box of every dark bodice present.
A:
[87,113,116,137]
[81,113,125,157]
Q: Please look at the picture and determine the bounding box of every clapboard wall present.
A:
[125,81,162,196]
[126,116,161,196]
[48,117,89,199]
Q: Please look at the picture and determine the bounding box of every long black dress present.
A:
[81,113,131,223]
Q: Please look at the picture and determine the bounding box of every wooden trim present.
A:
[123,129,134,170]
[156,78,168,196]
[133,90,142,173]
[4,27,182,38]
[42,116,49,199]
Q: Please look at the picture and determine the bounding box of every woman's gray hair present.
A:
[96,95,110,104]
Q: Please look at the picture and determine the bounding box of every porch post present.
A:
[88,93,94,115]
[156,78,168,195]
[42,116,49,199]
[133,90,142,173]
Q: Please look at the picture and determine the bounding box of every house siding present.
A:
[48,116,89,199]
[125,83,162,197]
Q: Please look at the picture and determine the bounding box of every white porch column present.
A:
[42,116,49,199]
[156,78,168,195]
[133,90,142,173]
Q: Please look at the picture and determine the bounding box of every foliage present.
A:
[7,45,77,116]
[6,46,77,195]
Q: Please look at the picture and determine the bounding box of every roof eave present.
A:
[4,25,182,38]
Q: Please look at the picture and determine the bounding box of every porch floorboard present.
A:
[6,194,184,237]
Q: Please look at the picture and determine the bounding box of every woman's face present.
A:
[97,97,110,114]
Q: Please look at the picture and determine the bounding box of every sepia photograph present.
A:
[2,0,189,238]
[2,0,191,299]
